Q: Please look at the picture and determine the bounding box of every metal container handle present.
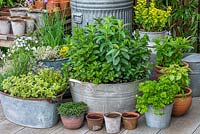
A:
[72,12,83,24]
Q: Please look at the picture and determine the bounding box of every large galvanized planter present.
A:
[0,91,64,128]
[182,53,200,97]
[145,103,173,129]
[69,79,142,113]
[71,0,133,32]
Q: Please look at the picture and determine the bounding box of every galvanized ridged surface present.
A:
[69,79,140,113]
[71,0,133,31]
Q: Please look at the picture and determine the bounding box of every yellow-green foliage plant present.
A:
[134,0,172,32]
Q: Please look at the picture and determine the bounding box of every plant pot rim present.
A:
[0,17,10,21]
[0,90,65,102]
[21,16,34,20]
[11,19,24,22]
[138,30,166,34]
[122,112,140,120]
[61,113,84,119]
[175,87,192,98]
[156,62,189,70]
[86,112,104,121]
[104,112,122,118]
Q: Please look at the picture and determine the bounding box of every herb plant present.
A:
[134,0,172,32]
[136,79,179,115]
[154,36,193,67]
[1,68,67,99]
[57,102,87,117]
[64,16,151,84]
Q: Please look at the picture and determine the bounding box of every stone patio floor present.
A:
[1,97,200,134]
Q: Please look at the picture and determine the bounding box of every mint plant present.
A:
[64,16,151,84]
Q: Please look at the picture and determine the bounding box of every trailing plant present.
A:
[57,102,87,117]
[64,17,151,84]
[134,0,172,32]
[136,79,179,115]
[36,13,65,48]
[154,36,193,67]
[1,68,67,99]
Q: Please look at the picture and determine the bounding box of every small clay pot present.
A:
[86,112,104,131]
[122,112,140,130]
[172,87,192,117]
[104,112,122,134]
[155,62,189,79]
[61,114,84,130]
[0,17,10,34]
[21,17,35,33]
[11,19,25,36]
[35,0,46,9]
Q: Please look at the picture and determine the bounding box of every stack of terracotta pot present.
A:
[0,8,35,36]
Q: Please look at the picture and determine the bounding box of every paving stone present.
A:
[0,120,24,134]
[16,122,62,134]
[158,97,200,134]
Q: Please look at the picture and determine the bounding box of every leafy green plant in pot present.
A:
[154,36,193,79]
[63,16,151,113]
[160,64,192,116]
[136,78,180,128]
[134,0,172,53]
[57,102,88,129]
[0,68,67,128]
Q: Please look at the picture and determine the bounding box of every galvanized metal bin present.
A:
[71,0,133,32]
[0,92,61,128]
[69,79,141,113]
[182,53,200,97]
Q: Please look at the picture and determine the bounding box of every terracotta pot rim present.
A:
[156,62,189,73]
[86,112,104,121]
[61,114,84,119]
[122,112,140,120]
[21,16,33,20]
[175,87,192,98]
[11,19,25,22]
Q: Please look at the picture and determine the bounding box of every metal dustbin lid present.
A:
[182,53,200,63]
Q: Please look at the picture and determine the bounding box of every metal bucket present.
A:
[182,53,200,97]
[0,92,62,128]
[145,103,173,129]
[69,79,141,113]
[39,58,68,70]
[71,0,133,32]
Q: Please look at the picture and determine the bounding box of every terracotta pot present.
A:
[122,112,140,130]
[11,19,25,36]
[61,114,84,129]
[35,1,46,9]
[21,17,35,34]
[86,112,104,131]
[0,17,10,34]
[172,87,192,117]
[60,0,70,10]
[155,62,189,79]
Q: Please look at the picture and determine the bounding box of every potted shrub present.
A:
[136,78,180,128]
[86,112,104,131]
[57,102,87,129]
[104,112,122,134]
[160,64,192,116]
[0,68,67,128]
[122,112,140,130]
[154,36,193,78]
[134,0,172,53]
[64,16,151,113]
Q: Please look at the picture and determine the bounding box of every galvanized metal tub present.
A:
[182,53,200,97]
[0,91,63,128]
[145,103,173,129]
[39,58,68,70]
[69,79,141,113]
[71,0,133,32]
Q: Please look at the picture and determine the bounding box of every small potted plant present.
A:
[0,68,67,128]
[57,102,87,130]
[160,64,192,116]
[122,112,140,130]
[104,112,122,133]
[86,112,104,131]
[136,78,180,128]
[134,0,172,52]
[154,36,193,78]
